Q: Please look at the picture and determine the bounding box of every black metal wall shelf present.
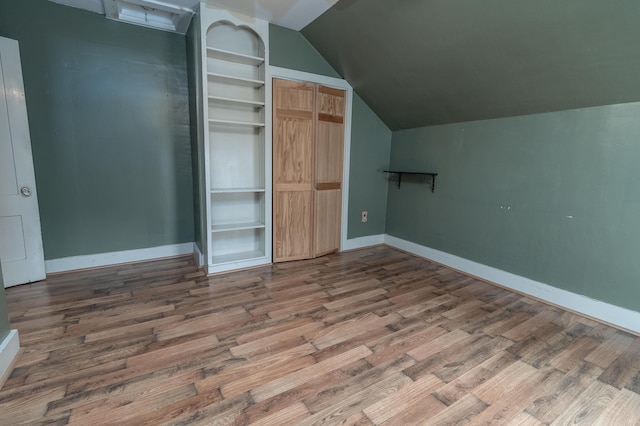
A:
[384,170,438,192]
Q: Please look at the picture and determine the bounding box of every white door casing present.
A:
[0,36,45,287]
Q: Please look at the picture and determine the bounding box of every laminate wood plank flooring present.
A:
[2,246,640,425]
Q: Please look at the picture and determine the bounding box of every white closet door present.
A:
[0,37,45,287]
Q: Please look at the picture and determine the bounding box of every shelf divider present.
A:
[208,95,265,107]
[207,72,264,87]
[211,188,265,194]
[211,221,265,233]
[207,47,264,65]
[208,118,265,127]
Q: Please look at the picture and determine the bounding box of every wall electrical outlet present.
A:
[361,211,368,223]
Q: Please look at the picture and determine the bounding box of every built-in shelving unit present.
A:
[384,170,438,192]
[198,5,272,274]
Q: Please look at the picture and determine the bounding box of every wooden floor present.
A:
[1,246,640,425]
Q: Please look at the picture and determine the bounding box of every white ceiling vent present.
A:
[103,0,196,34]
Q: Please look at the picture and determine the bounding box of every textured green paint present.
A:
[186,13,205,256]
[303,0,640,129]
[387,102,640,312]
[347,94,391,238]
[269,24,391,238]
[269,25,341,78]
[0,0,193,259]
[0,262,9,342]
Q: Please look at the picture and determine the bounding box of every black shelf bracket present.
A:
[384,170,438,192]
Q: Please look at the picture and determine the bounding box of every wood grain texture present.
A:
[314,85,344,257]
[315,121,344,184]
[273,191,314,262]
[317,86,346,117]
[314,188,342,257]
[273,78,315,263]
[273,79,345,263]
[2,246,640,424]
[315,182,341,191]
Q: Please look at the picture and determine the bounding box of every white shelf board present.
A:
[208,95,265,107]
[211,221,265,233]
[211,188,265,193]
[207,47,264,65]
[211,250,266,265]
[208,118,265,127]
[207,72,264,87]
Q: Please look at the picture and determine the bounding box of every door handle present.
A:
[20,186,32,197]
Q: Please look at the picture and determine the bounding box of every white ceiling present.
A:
[49,0,338,31]
[204,0,339,31]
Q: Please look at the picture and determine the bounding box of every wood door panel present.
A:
[273,78,315,262]
[315,189,341,256]
[316,121,344,184]
[273,118,313,185]
[274,191,313,261]
[274,80,314,112]
[314,85,345,256]
[317,85,346,118]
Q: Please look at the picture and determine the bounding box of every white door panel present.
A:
[0,36,45,287]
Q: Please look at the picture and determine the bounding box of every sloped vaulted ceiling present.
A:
[302,0,640,130]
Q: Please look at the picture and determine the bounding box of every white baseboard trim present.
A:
[0,330,19,388]
[193,243,205,268]
[384,234,640,335]
[45,243,195,274]
[342,234,385,251]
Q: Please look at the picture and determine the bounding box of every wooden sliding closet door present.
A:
[314,85,345,256]
[273,79,315,262]
[273,79,346,262]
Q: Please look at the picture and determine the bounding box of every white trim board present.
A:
[384,235,640,335]
[342,234,385,251]
[269,66,353,257]
[45,243,194,274]
[193,242,205,268]
[0,330,20,389]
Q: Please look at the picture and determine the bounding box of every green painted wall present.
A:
[269,24,391,238]
[0,0,193,260]
[269,25,341,79]
[347,95,391,238]
[387,102,640,312]
[0,262,9,342]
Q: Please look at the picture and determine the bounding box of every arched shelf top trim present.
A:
[206,20,265,59]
